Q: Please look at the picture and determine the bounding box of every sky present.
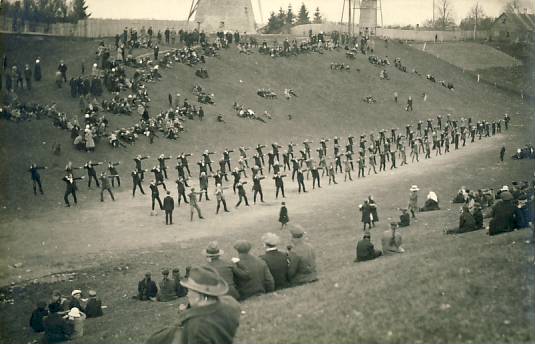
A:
[85,0,535,26]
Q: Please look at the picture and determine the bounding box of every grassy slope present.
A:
[0,34,534,344]
[0,35,528,211]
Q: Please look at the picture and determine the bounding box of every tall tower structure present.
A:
[359,0,378,35]
[194,0,256,33]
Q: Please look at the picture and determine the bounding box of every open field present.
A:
[410,42,522,71]
[0,34,534,344]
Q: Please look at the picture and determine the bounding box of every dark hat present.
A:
[363,232,371,238]
[203,241,223,257]
[172,268,180,273]
[48,302,61,313]
[145,272,151,277]
[162,269,169,275]
[179,265,229,296]
[233,240,252,253]
[390,222,398,228]
[37,300,47,309]
[289,226,305,238]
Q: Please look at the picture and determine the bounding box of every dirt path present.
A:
[1,119,532,286]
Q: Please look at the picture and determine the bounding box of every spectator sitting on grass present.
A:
[29,300,49,333]
[135,272,158,301]
[43,302,73,343]
[381,222,405,254]
[398,208,410,227]
[420,191,440,212]
[84,290,103,318]
[488,188,516,236]
[355,232,382,262]
[445,205,478,235]
[65,307,86,339]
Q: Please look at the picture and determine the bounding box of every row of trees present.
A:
[0,0,90,25]
[265,3,323,34]
[421,0,525,31]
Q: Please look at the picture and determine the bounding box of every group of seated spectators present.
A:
[258,38,330,58]
[330,62,351,71]
[512,144,535,159]
[257,88,277,99]
[29,289,103,342]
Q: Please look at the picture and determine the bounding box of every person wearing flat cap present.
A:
[145,266,241,344]
[287,226,318,286]
[259,233,291,290]
[489,188,516,235]
[381,222,405,254]
[137,272,158,301]
[84,290,103,318]
[68,290,85,312]
[232,240,274,300]
[204,241,247,300]
[157,269,178,302]
[355,232,382,262]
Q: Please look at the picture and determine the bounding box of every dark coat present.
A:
[360,203,372,223]
[84,298,103,318]
[288,240,318,285]
[489,200,516,235]
[145,296,240,344]
[163,196,174,212]
[398,213,410,227]
[235,253,275,300]
[138,278,158,300]
[458,212,477,233]
[260,250,290,290]
[208,258,247,300]
[43,313,73,343]
[356,239,381,262]
[473,209,483,229]
[158,277,178,302]
[30,307,49,332]
[278,206,289,224]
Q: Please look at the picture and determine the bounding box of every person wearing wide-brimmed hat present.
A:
[287,226,318,286]
[489,189,516,235]
[259,233,291,290]
[66,307,86,339]
[145,266,241,344]
[204,241,246,300]
[408,185,419,219]
[232,240,274,300]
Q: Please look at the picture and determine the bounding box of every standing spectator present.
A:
[360,200,373,231]
[279,202,289,230]
[163,191,175,225]
[23,64,32,90]
[368,195,379,227]
[405,96,413,111]
[500,146,506,162]
[34,58,42,81]
[154,45,159,61]
[58,60,68,83]
[408,185,419,218]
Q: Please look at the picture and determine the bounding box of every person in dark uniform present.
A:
[163,191,175,225]
[149,180,163,211]
[157,154,171,179]
[99,172,116,202]
[107,161,121,187]
[62,174,84,207]
[296,168,307,193]
[311,166,321,189]
[500,146,506,162]
[231,167,242,194]
[178,152,193,177]
[273,172,286,198]
[150,166,167,190]
[34,58,42,81]
[252,174,265,203]
[214,183,230,214]
[28,163,47,195]
[83,161,102,188]
[134,155,150,181]
[199,172,210,201]
[279,202,289,229]
[176,177,189,206]
[357,155,366,177]
[131,170,146,197]
[235,182,250,207]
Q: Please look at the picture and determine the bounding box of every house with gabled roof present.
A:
[490,11,535,43]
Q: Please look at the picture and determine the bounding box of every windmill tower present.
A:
[359,0,379,35]
[188,0,256,33]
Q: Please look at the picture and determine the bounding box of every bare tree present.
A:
[502,0,521,14]
[435,0,455,30]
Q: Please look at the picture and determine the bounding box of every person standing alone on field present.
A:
[500,146,506,162]
[163,191,175,225]
[279,202,289,229]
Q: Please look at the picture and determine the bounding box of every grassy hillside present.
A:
[0,34,530,211]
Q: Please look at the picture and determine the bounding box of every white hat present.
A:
[501,185,509,192]
[68,307,81,318]
[409,185,420,191]
[71,289,82,296]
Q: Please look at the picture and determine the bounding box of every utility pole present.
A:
[473,2,479,41]
[348,0,352,36]
[432,0,435,26]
